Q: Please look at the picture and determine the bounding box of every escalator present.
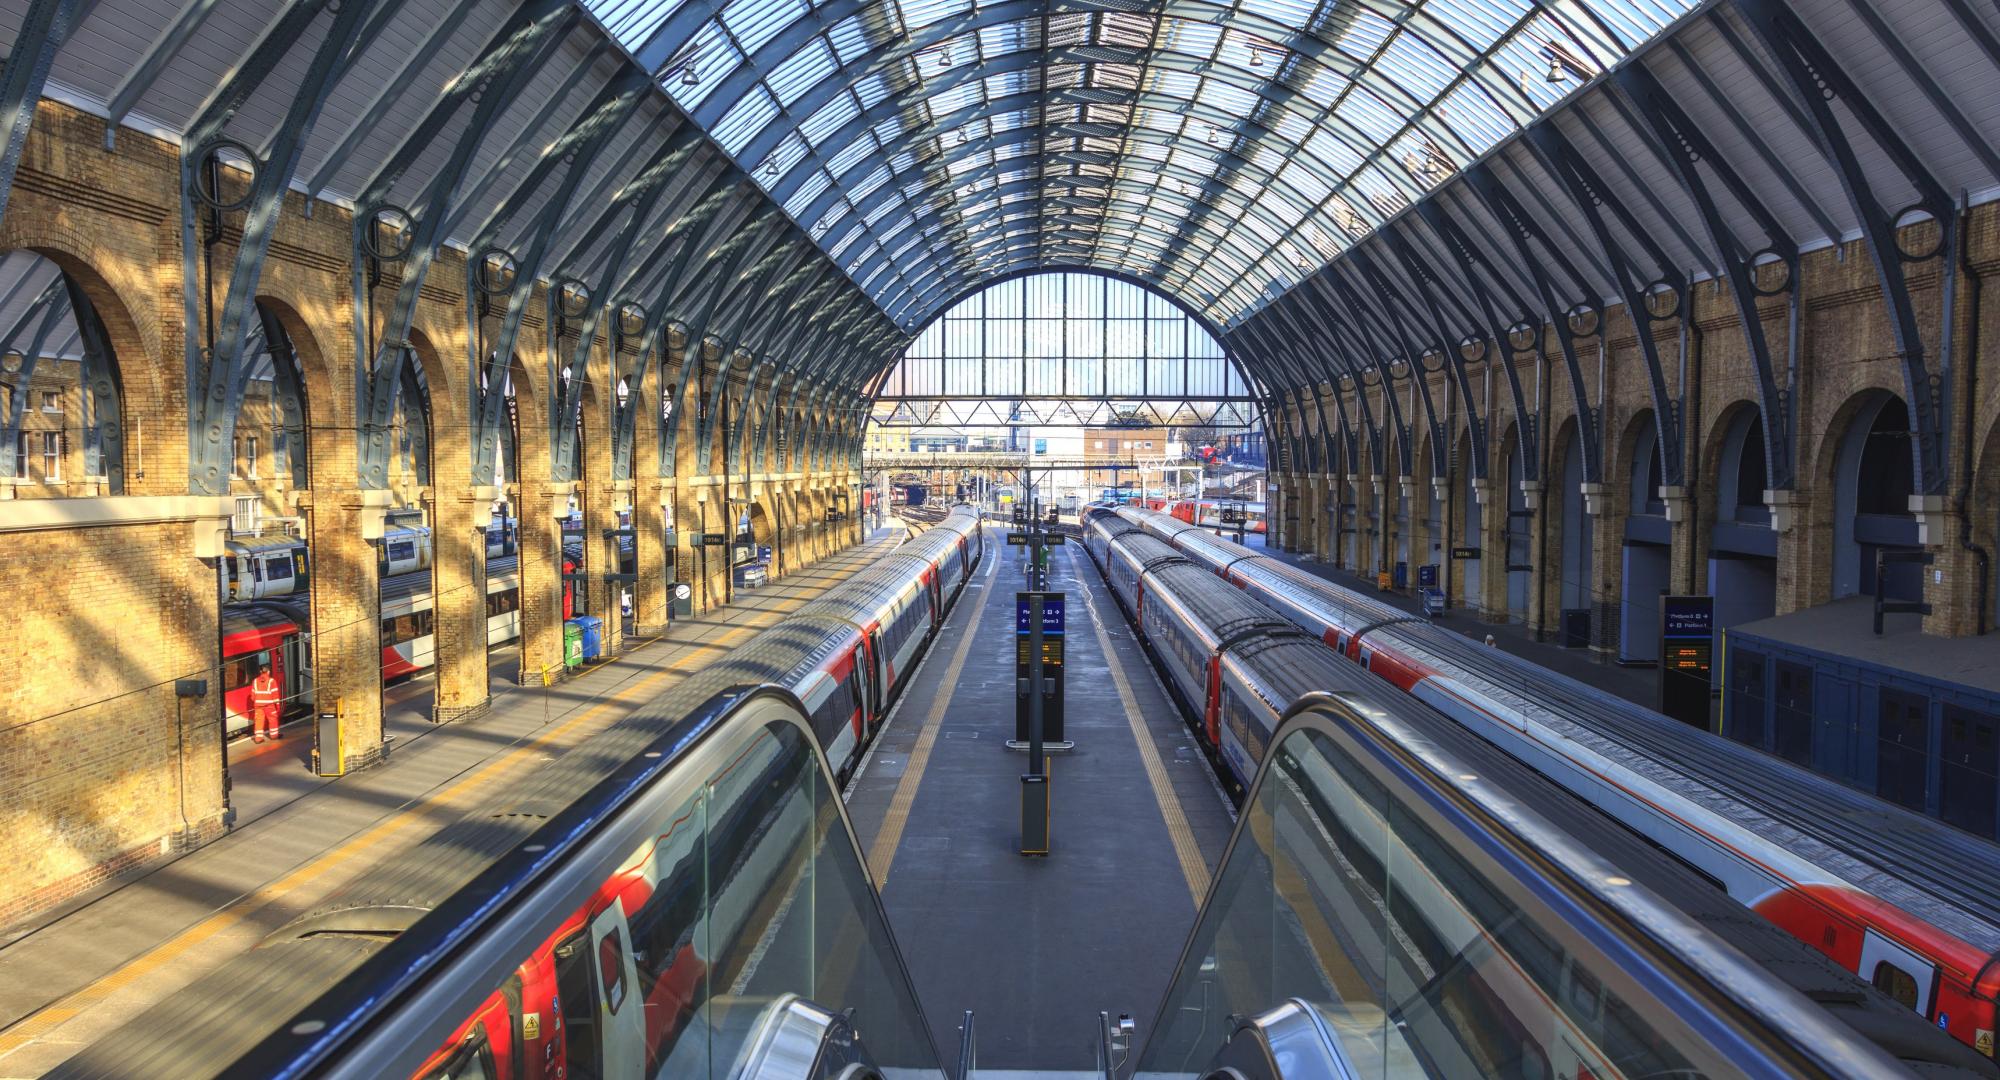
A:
[1131,694,1926,1080]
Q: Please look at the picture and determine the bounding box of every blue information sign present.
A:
[1016,593,1065,635]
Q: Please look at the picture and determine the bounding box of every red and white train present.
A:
[1143,497,1268,534]
[408,505,983,1078]
[220,520,521,734]
[1094,503,2000,1058]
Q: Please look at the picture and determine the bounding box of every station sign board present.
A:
[1015,591,1065,743]
[1450,546,1480,560]
[1658,594,1715,728]
[1006,532,1065,546]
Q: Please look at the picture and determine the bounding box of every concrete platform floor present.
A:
[844,534,1236,1070]
[0,535,900,1079]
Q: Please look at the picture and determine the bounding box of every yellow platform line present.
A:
[1072,546,1211,906]
[0,553,878,1056]
[867,543,998,888]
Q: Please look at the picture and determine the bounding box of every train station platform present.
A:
[0,536,899,1079]
[843,529,1236,1071]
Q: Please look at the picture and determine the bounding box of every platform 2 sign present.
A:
[1015,591,1065,743]
[1658,595,1714,728]
[1006,532,1065,546]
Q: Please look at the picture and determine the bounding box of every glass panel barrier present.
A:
[1136,697,1901,1080]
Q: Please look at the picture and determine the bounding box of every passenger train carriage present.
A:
[1090,503,2000,1057]
[67,502,1994,1078]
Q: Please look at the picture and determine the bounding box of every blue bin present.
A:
[576,615,603,660]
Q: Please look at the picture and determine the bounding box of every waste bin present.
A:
[670,581,693,619]
[577,615,603,661]
[562,619,583,669]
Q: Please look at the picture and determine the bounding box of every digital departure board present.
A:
[1658,595,1714,728]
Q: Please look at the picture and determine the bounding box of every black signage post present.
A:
[1016,590,1064,855]
[1658,595,1715,728]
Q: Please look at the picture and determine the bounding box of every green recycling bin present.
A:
[562,619,584,669]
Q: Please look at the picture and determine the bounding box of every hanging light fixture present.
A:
[1249,46,1265,68]
[938,46,952,69]
[1546,54,1566,82]
[680,63,699,87]
[764,159,779,178]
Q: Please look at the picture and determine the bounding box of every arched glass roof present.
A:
[583,0,1700,328]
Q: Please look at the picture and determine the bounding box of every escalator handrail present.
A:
[1137,691,1910,1080]
[225,683,946,1080]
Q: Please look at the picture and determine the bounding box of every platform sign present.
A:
[1417,563,1438,589]
[1659,595,1715,728]
[699,532,729,546]
[1014,591,1065,745]
[1451,546,1480,560]
[1006,532,1065,547]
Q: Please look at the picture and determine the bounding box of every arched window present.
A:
[872,273,1255,434]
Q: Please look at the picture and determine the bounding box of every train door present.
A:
[1771,660,1814,767]
[552,932,603,1079]
[1877,687,1933,814]
[1724,644,1767,747]
[860,633,881,723]
[588,904,646,1078]
[1940,704,1999,839]
[1859,929,1939,1019]
[1813,673,1858,784]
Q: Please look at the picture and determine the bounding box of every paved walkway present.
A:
[844,534,1236,1070]
[0,538,896,1079]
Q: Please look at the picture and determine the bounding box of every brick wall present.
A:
[0,516,224,922]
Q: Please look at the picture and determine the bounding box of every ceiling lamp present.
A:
[1205,126,1218,145]
[1546,55,1566,82]
[938,47,952,69]
[764,159,779,177]
[680,64,699,87]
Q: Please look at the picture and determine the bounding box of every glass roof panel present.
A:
[584,0,1699,327]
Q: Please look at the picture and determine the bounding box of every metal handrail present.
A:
[957,1009,976,1080]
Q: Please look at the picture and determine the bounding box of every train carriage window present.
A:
[266,558,291,582]
[552,934,601,1080]
[1873,961,1921,1012]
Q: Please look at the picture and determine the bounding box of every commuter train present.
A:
[219,520,522,733]
[1094,503,2000,1057]
[1084,510,1988,1075]
[1157,497,1267,534]
[68,503,1991,1077]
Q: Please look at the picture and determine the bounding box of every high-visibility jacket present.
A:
[250,674,282,709]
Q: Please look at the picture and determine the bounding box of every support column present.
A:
[433,485,496,722]
[516,480,571,685]
[1661,485,1699,596]
[310,487,387,769]
[633,480,671,636]
[1522,481,1553,639]
[1475,480,1509,620]
[1767,488,1817,616]
[1584,480,1625,660]
[1918,498,1984,637]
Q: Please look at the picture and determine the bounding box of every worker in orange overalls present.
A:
[249,664,283,743]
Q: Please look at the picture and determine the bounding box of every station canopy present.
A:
[586,0,1702,329]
